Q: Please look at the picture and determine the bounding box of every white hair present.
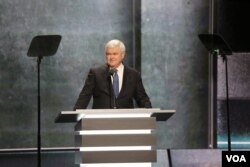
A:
[105,39,126,53]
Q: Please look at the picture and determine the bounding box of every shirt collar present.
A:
[116,63,124,72]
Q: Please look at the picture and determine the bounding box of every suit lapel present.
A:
[118,66,129,98]
[102,65,112,96]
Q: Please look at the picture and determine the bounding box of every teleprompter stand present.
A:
[198,34,232,151]
[27,35,61,167]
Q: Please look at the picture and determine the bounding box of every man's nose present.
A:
[110,54,116,58]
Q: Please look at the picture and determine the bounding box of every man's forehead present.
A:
[106,47,121,52]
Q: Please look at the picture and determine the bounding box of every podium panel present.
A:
[55,108,175,166]
[75,117,156,130]
[75,150,156,163]
[75,134,156,147]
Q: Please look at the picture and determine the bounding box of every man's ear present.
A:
[122,52,125,59]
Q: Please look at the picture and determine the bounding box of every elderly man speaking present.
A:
[73,39,152,110]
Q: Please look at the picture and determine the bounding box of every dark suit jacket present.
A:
[73,64,152,109]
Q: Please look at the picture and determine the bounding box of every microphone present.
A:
[108,68,117,109]
[109,68,116,76]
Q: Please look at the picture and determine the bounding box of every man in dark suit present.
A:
[73,39,152,110]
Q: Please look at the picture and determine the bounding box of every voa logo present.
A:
[226,155,246,163]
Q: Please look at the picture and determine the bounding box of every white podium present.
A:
[55,108,175,166]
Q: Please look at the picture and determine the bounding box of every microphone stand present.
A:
[109,71,117,109]
[112,77,117,109]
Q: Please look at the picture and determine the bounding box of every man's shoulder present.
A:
[124,65,140,75]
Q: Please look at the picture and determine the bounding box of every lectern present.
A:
[55,108,175,166]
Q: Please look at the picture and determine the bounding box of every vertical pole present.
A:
[224,56,231,151]
[37,56,42,167]
[132,0,142,72]
[208,0,217,149]
[167,149,173,167]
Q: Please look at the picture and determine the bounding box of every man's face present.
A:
[105,47,125,68]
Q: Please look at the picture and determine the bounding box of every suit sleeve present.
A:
[73,69,95,110]
[134,72,152,108]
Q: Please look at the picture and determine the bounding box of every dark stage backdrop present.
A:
[215,0,250,149]
[217,55,250,149]
[215,0,250,52]
[0,0,209,149]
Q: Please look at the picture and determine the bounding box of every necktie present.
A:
[113,70,119,98]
